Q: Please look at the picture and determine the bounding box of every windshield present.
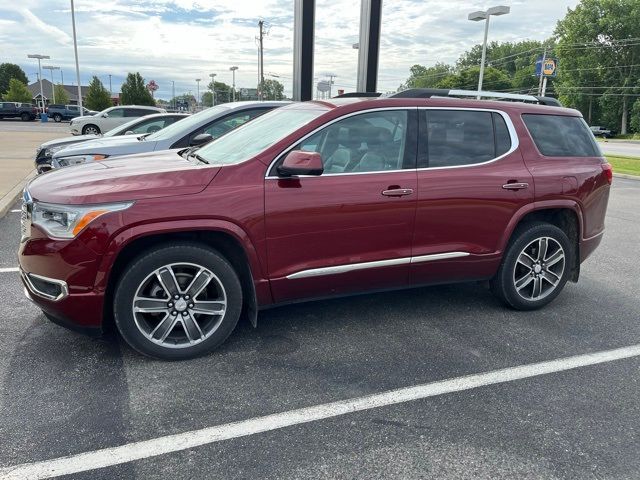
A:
[147,105,229,141]
[197,107,327,166]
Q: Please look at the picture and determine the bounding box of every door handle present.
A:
[382,188,414,197]
[502,182,529,190]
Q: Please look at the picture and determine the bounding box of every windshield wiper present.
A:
[188,151,209,164]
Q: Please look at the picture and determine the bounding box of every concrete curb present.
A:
[0,170,35,218]
[613,173,640,181]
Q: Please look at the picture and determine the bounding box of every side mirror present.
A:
[102,112,109,118]
[277,150,323,177]
[124,130,135,135]
[190,133,213,147]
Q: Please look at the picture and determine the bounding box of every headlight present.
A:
[44,144,68,157]
[31,201,133,239]
[54,154,108,168]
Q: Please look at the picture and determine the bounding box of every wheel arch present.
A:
[501,201,582,282]
[100,224,267,333]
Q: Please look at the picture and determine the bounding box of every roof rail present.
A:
[389,88,562,106]
[333,92,382,98]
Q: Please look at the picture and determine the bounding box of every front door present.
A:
[410,108,534,285]
[265,108,418,303]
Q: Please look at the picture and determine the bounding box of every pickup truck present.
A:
[589,125,615,138]
[0,102,38,121]
[46,104,97,123]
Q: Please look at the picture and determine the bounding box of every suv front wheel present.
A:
[491,222,572,310]
[114,243,243,360]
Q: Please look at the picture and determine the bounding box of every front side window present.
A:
[202,108,267,140]
[128,118,167,134]
[523,114,601,157]
[107,108,125,118]
[295,110,410,174]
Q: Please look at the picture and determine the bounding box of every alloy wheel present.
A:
[512,236,565,301]
[132,262,227,348]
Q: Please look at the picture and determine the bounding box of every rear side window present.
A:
[523,114,601,157]
[421,110,511,168]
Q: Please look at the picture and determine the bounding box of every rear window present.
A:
[523,114,601,157]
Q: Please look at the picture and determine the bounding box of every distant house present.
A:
[27,79,90,106]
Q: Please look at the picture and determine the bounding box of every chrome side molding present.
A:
[286,252,470,280]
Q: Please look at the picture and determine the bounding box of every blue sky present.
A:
[0,0,579,99]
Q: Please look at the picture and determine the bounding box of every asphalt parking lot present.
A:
[599,140,640,158]
[0,173,639,478]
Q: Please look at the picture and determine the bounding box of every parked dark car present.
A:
[19,90,612,360]
[46,104,98,123]
[0,101,38,121]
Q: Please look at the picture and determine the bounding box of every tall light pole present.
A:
[108,74,112,96]
[61,70,64,86]
[195,78,201,108]
[171,81,175,110]
[27,54,49,110]
[70,0,83,110]
[43,65,60,104]
[229,66,238,102]
[468,5,510,99]
[209,73,217,105]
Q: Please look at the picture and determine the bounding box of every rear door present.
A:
[265,108,419,303]
[410,108,534,285]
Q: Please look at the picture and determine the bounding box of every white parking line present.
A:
[1,343,639,480]
[0,267,19,273]
[10,209,21,213]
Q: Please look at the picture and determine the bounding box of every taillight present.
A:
[601,163,613,185]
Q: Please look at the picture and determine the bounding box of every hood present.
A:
[40,134,102,150]
[70,114,96,122]
[27,149,220,204]
[52,135,151,159]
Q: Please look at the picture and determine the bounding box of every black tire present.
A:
[114,243,243,360]
[53,113,62,123]
[490,222,572,310]
[21,112,30,122]
[82,124,100,135]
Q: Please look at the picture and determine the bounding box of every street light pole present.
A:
[229,66,238,102]
[43,65,60,104]
[468,6,510,99]
[27,54,50,110]
[171,81,175,110]
[70,0,83,110]
[209,73,217,106]
[195,78,201,109]
[108,74,112,96]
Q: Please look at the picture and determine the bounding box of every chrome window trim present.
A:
[22,271,69,302]
[416,107,519,172]
[265,106,415,179]
[285,251,469,280]
[265,107,518,178]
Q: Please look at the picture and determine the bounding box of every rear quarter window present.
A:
[522,114,601,157]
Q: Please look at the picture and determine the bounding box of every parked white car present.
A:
[53,101,290,169]
[69,105,166,135]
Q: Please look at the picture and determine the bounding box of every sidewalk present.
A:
[0,129,62,217]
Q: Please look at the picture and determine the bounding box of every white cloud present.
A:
[0,0,579,98]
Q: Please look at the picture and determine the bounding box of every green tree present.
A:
[400,63,454,90]
[0,63,28,100]
[207,80,233,104]
[201,91,214,107]
[85,76,112,110]
[259,79,285,100]
[555,0,640,134]
[436,66,512,91]
[120,72,155,106]
[3,78,32,103]
[54,84,70,105]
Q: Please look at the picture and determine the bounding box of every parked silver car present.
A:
[52,101,290,169]
[36,113,189,173]
[69,105,166,135]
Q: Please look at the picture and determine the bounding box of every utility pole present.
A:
[257,20,266,100]
[70,0,83,110]
[537,48,547,97]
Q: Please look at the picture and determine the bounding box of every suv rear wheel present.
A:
[21,112,31,121]
[491,222,572,310]
[53,113,62,122]
[114,243,243,360]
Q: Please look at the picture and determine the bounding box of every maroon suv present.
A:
[19,93,612,359]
